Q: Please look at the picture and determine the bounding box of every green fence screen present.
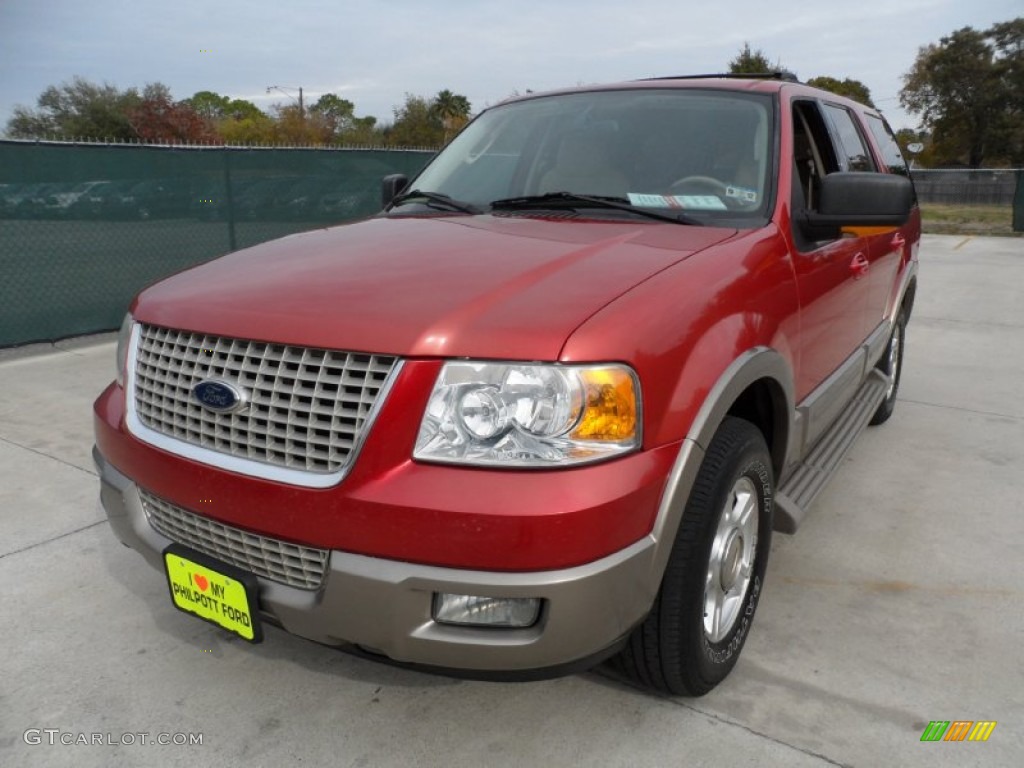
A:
[0,140,434,347]
[1015,170,1024,233]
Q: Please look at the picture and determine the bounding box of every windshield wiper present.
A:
[390,189,482,214]
[489,192,700,225]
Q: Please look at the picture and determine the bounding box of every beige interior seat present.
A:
[538,132,631,197]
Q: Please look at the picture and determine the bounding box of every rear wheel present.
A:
[870,311,906,426]
[618,417,773,695]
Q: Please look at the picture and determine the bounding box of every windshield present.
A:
[406,88,774,226]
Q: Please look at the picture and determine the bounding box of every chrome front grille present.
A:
[132,324,398,476]
[140,489,328,590]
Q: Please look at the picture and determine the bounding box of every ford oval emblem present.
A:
[192,379,248,413]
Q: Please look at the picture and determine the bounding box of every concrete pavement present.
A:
[1,234,1021,767]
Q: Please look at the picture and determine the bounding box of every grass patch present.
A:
[920,203,1020,236]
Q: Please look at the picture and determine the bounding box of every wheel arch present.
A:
[723,377,789,480]
[887,261,918,325]
[685,347,795,480]
[644,347,795,586]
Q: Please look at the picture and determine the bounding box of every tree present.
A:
[272,103,324,145]
[728,43,782,75]
[308,94,355,134]
[988,19,1024,164]
[432,89,472,142]
[806,76,875,107]
[218,113,277,145]
[341,115,380,145]
[184,91,263,121]
[379,91,471,147]
[303,94,382,144]
[183,91,233,121]
[386,94,445,147]
[900,21,1023,167]
[184,92,268,145]
[5,77,141,140]
[128,84,219,144]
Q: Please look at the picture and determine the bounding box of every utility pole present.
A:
[266,85,304,118]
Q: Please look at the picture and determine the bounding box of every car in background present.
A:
[315,180,377,222]
[114,179,192,220]
[42,180,108,218]
[6,182,62,218]
[65,180,138,219]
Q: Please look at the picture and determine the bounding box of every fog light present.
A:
[433,593,541,628]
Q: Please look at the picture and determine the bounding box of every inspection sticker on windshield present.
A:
[628,193,727,210]
[726,186,759,203]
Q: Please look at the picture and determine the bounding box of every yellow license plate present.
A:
[163,546,262,642]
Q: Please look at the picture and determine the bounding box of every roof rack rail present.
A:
[640,72,800,83]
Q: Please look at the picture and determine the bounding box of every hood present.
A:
[133,214,736,360]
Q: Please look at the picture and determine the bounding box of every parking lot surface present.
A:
[1,234,1021,767]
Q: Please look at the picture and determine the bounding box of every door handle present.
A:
[850,253,870,279]
[891,233,906,251]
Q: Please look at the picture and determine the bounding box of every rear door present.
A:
[862,113,917,325]
[821,103,904,335]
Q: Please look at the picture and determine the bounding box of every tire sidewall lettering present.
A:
[702,575,762,665]
[701,454,770,667]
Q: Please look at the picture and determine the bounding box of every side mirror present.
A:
[381,174,408,209]
[799,172,913,240]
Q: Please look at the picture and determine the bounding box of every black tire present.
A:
[869,311,906,426]
[618,416,773,696]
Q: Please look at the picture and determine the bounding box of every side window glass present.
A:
[791,101,849,249]
[822,105,876,172]
[865,115,909,176]
[791,101,840,213]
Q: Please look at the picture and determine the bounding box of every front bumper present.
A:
[95,446,662,673]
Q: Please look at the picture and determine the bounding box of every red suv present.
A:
[93,74,919,695]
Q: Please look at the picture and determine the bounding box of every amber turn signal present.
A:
[571,368,639,442]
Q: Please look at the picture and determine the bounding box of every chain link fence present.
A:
[910,168,1023,235]
[910,168,1021,206]
[0,140,434,347]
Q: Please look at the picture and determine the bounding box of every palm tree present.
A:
[432,90,472,142]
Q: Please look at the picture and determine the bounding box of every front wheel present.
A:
[618,416,773,696]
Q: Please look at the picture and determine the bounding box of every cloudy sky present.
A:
[1,0,1019,133]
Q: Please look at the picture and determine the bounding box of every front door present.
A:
[787,100,873,411]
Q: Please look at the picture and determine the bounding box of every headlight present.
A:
[414,362,640,467]
[115,313,134,388]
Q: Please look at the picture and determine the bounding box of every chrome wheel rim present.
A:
[704,476,759,643]
[885,328,901,401]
